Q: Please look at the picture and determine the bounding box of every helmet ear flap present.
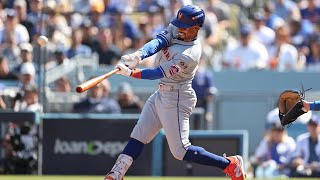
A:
[197,9,205,27]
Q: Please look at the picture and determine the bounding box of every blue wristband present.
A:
[309,101,320,111]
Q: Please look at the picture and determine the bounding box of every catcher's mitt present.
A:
[278,90,308,126]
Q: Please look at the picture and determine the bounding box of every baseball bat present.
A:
[76,68,120,93]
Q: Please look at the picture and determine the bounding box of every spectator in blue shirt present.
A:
[27,0,43,26]
[306,34,320,69]
[273,0,299,21]
[300,0,320,25]
[73,80,121,113]
[291,115,320,177]
[264,1,285,30]
[109,8,139,41]
[252,122,296,178]
[191,59,217,129]
[66,29,92,59]
[136,0,160,12]
[89,4,109,29]
[288,17,313,59]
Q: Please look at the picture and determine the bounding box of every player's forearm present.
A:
[140,36,168,60]
[130,67,164,80]
[309,101,320,111]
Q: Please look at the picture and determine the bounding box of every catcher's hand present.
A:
[278,90,308,126]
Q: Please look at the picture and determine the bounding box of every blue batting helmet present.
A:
[171,5,205,28]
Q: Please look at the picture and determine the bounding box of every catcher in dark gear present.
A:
[278,90,320,127]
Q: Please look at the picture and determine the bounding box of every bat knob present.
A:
[76,86,83,93]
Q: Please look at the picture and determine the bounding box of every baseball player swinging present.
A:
[105,5,245,180]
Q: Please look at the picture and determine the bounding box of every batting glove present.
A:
[115,63,132,77]
[121,50,142,68]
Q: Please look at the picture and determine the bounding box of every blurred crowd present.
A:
[0,121,38,174]
[0,0,221,114]
[248,109,320,178]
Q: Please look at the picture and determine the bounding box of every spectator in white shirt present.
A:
[0,30,20,67]
[45,48,69,70]
[14,83,42,112]
[12,43,34,76]
[18,62,36,89]
[54,76,71,92]
[0,9,29,45]
[252,11,275,48]
[222,24,269,71]
[11,62,37,110]
[268,26,298,71]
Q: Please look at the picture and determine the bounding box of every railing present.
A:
[45,53,99,86]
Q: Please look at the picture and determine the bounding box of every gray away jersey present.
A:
[155,24,202,85]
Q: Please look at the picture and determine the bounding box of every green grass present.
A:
[0,176,318,180]
[0,176,214,180]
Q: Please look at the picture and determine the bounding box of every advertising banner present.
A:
[42,117,153,175]
[160,131,248,176]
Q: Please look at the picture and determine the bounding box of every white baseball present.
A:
[37,35,48,46]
